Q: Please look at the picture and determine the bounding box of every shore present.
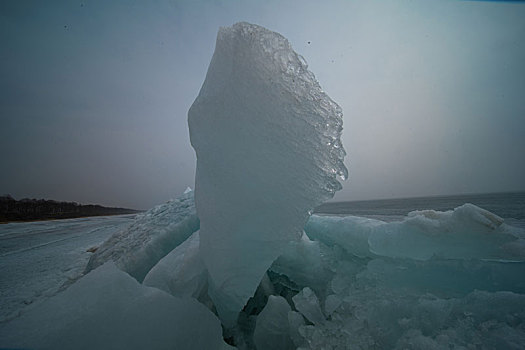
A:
[0,195,142,224]
[0,211,141,224]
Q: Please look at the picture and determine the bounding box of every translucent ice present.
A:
[305,203,525,261]
[253,295,294,350]
[296,280,525,349]
[305,214,381,258]
[85,190,199,281]
[361,256,525,296]
[270,232,334,296]
[369,203,523,260]
[188,22,346,325]
[143,231,207,299]
[285,204,525,348]
[324,294,342,316]
[292,287,325,326]
[287,311,307,348]
[0,262,227,350]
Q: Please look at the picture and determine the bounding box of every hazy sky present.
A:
[1,0,524,209]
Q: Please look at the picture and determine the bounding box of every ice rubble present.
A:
[2,22,525,350]
[3,192,524,349]
[188,22,347,325]
[84,189,199,282]
[0,262,227,350]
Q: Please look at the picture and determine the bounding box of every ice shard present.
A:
[253,295,294,350]
[188,22,347,325]
[292,287,325,326]
[143,231,208,299]
[84,190,199,282]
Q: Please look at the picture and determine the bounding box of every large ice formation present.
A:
[188,22,347,325]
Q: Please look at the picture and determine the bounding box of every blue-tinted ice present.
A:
[188,22,347,325]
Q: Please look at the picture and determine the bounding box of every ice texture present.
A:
[292,286,525,350]
[84,190,199,281]
[324,294,342,316]
[1,202,524,349]
[0,262,227,350]
[188,22,347,325]
[305,203,525,261]
[287,311,307,348]
[0,215,132,323]
[292,287,326,326]
[270,232,333,296]
[253,295,294,350]
[305,214,382,258]
[281,204,525,349]
[143,231,208,300]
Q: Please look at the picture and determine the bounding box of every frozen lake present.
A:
[1,195,525,349]
[0,215,136,323]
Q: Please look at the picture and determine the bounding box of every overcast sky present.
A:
[1,0,524,209]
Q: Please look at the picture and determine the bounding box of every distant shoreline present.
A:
[0,195,142,224]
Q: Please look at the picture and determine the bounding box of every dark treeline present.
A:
[0,195,141,222]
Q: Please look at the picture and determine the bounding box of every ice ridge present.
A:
[84,190,199,282]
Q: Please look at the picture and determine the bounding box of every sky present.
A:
[1,0,524,209]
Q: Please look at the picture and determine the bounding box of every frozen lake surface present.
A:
[1,195,525,349]
[0,215,136,322]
